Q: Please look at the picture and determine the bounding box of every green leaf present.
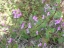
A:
[58,37,64,43]
[46,28,55,39]
[54,11,62,19]
[42,22,47,28]
[0,38,6,48]
[17,17,24,24]
[8,43,18,48]
[21,32,30,39]
[10,32,17,38]
[46,32,50,40]
[50,9,55,15]
[47,28,55,33]
[13,44,18,48]
[35,35,41,40]
[56,0,61,4]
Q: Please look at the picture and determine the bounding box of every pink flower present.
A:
[8,38,13,43]
[21,22,25,29]
[12,9,22,18]
[60,17,62,21]
[1,21,5,26]
[57,26,61,31]
[38,42,42,47]
[42,43,47,48]
[55,18,62,25]
[28,22,31,28]
[1,23,5,26]
[44,4,50,12]
[36,31,38,35]
[47,12,50,16]
[33,16,38,22]
[55,20,60,25]
[44,43,47,47]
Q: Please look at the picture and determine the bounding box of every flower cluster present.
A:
[38,42,47,48]
[0,0,63,48]
[12,9,22,18]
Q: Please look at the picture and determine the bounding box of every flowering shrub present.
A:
[0,0,64,48]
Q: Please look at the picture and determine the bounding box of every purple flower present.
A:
[44,4,51,12]
[60,17,62,21]
[12,9,22,18]
[1,21,5,26]
[8,38,13,43]
[55,20,60,25]
[42,15,45,19]
[57,26,61,31]
[47,12,50,16]
[42,43,47,48]
[28,22,31,28]
[33,16,38,22]
[26,28,29,34]
[38,42,42,47]
[55,18,62,25]
[1,23,5,26]
[43,43,47,47]
[36,31,38,35]
[21,22,25,29]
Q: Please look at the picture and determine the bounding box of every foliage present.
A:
[0,0,64,48]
